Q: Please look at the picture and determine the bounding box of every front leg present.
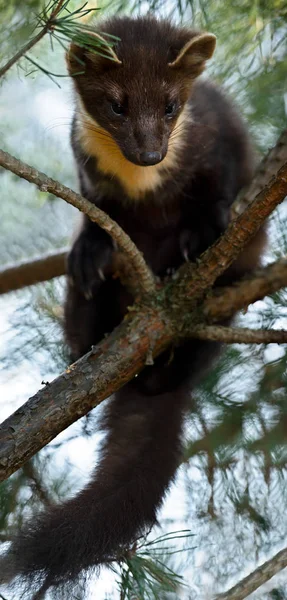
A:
[180,194,231,263]
[67,216,114,299]
[64,216,117,359]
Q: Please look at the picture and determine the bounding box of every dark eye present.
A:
[165,102,176,116]
[111,102,124,115]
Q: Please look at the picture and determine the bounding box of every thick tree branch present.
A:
[0,304,174,481]
[1,296,286,481]
[0,149,155,296]
[189,325,287,344]
[204,259,287,322]
[215,546,287,600]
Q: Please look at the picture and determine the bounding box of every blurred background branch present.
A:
[216,546,287,600]
[0,249,67,294]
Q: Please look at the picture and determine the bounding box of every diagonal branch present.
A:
[175,160,287,302]
[1,152,286,302]
[215,546,287,600]
[0,28,50,79]
[0,303,174,481]
[1,297,287,481]
[0,149,155,296]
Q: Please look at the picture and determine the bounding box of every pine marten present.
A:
[0,15,266,598]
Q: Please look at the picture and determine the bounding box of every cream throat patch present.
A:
[75,102,191,200]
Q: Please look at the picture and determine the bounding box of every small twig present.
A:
[0,0,65,78]
[0,149,155,296]
[187,325,287,344]
[215,546,287,600]
[0,29,49,79]
[49,0,66,20]
[204,259,287,322]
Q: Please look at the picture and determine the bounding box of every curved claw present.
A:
[67,231,113,298]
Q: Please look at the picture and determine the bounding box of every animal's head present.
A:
[67,17,216,167]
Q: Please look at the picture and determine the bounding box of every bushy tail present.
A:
[1,381,187,596]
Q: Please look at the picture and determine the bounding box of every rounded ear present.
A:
[66,43,86,76]
[66,32,122,77]
[168,33,216,76]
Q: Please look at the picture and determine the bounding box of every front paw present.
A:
[67,232,113,299]
[179,223,222,262]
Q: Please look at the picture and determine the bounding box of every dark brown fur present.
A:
[0,16,266,598]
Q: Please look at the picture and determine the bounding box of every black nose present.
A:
[139,151,162,166]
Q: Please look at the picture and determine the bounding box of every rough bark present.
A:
[0,304,173,481]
